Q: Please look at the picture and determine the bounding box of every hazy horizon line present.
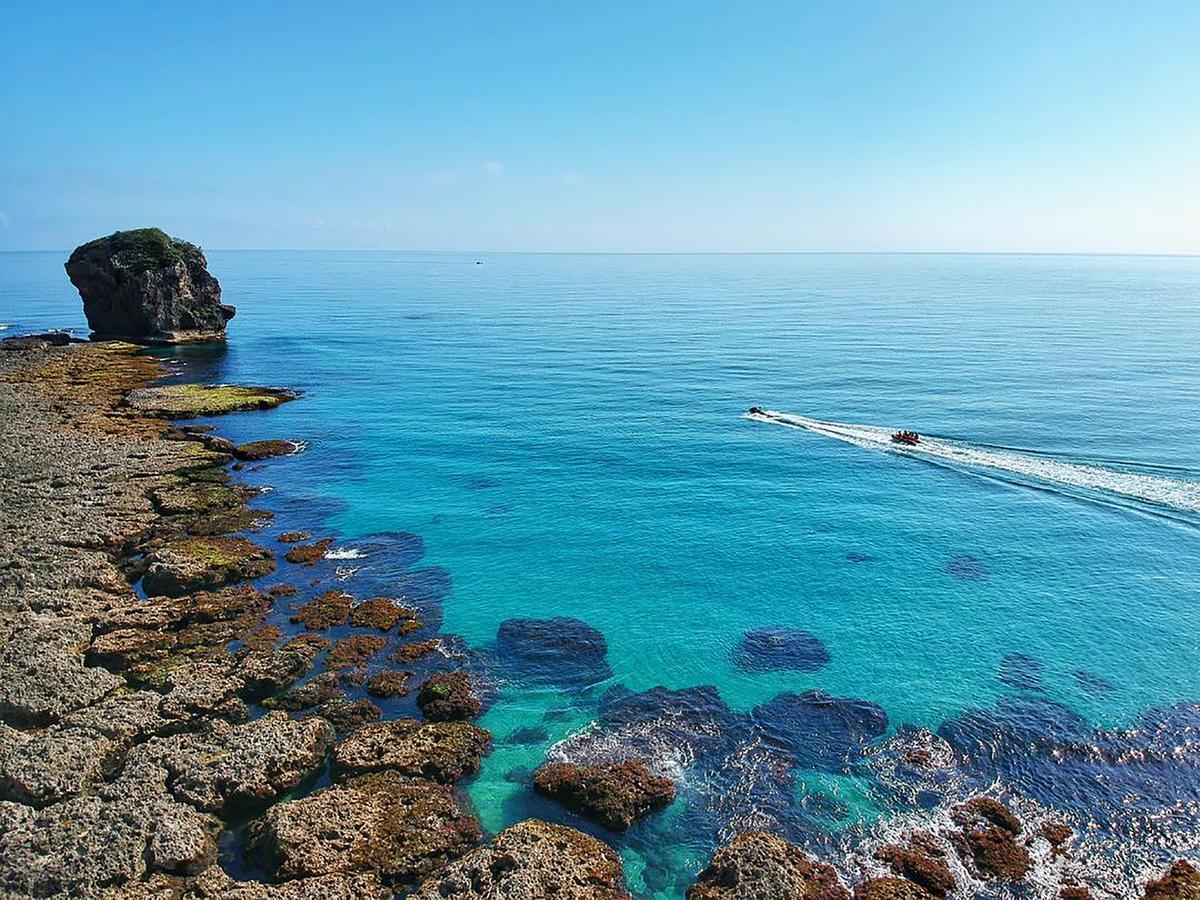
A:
[2,248,1198,259]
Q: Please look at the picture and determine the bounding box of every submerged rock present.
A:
[334,718,491,783]
[65,228,234,343]
[493,616,612,689]
[410,819,629,900]
[687,830,849,899]
[247,770,480,885]
[752,690,888,771]
[532,760,675,832]
[997,652,1044,692]
[734,626,831,673]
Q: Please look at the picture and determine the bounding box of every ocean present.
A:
[4,250,1200,896]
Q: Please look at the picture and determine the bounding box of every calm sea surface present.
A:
[4,251,1200,895]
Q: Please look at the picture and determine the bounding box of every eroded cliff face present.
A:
[65,228,235,344]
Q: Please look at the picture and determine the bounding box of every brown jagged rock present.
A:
[417,671,483,722]
[326,635,386,671]
[291,589,354,630]
[1143,860,1200,899]
[687,830,850,899]
[949,797,1030,881]
[411,819,629,900]
[278,531,312,543]
[854,878,935,899]
[532,760,675,832]
[65,228,235,343]
[247,770,480,885]
[334,718,492,784]
[391,639,442,663]
[367,669,412,698]
[235,440,300,461]
[286,539,333,565]
[350,597,418,632]
[874,844,955,897]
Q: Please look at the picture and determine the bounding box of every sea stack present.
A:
[65,227,234,343]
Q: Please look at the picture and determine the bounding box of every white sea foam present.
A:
[749,410,1200,516]
[325,547,367,560]
[0,323,12,331]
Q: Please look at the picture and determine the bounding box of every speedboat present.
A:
[748,406,763,415]
[891,430,920,446]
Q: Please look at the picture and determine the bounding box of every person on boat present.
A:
[749,406,763,415]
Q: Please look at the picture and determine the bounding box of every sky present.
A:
[1,1,1198,253]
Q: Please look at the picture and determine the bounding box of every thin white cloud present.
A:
[562,171,581,186]
[482,160,505,177]
[306,215,325,229]
[0,211,9,227]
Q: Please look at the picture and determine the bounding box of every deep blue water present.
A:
[4,250,1200,895]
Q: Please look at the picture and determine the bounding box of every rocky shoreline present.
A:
[0,335,1196,899]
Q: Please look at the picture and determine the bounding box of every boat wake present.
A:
[747,410,1200,518]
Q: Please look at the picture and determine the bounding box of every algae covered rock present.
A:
[247,770,481,885]
[416,671,483,722]
[142,536,275,597]
[65,228,235,343]
[1143,860,1200,899]
[532,760,675,832]
[127,383,299,418]
[687,830,850,899]
[334,718,491,783]
[411,818,629,900]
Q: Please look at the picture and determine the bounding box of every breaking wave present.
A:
[748,410,1200,518]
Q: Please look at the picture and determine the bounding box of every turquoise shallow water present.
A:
[5,251,1200,894]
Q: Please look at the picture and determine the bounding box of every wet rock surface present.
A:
[417,670,483,721]
[247,770,480,885]
[686,830,850,899]
[533,760,676,832]
[411,819,630,900]
[65,228,234,344]
[334,718,492,783]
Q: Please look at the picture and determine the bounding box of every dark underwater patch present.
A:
[846,551,873,563]
[942,554,990,581]
[733,627,831,673]
[490,616,613,689]
[752,690,888,771]
[504,725,549,746]
[997,652,1045,692]
[1073,669,1116,698]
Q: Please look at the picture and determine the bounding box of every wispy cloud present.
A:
[562,171,582,186]
[0,211,9,227]
[482,160,505,177]
[306,215,324,229]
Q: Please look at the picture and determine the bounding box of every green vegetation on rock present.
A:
[127,383,299,418]
[68,228,199,274]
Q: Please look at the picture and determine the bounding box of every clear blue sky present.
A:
[2,2,1197,252]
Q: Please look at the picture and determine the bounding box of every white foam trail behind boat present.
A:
[748,410,1200,515]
